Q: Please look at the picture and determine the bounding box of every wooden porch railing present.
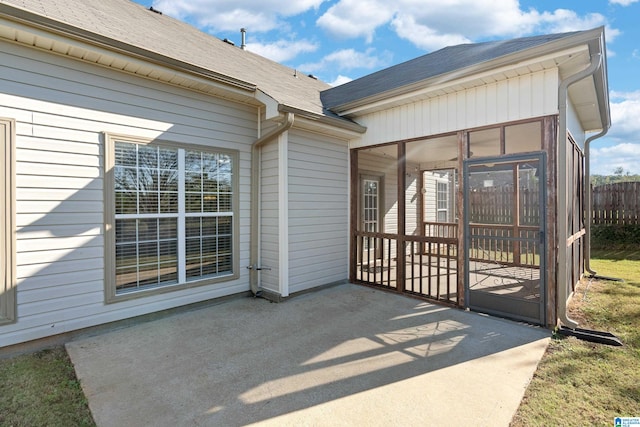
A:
[423,221,458,238]
[353,230,458,305]
[468,223,540,267]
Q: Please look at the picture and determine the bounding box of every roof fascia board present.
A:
[278,105,367,135]
[0,4,257,93]
[334,28,604,115]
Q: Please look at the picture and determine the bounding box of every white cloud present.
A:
[316,0,394,43]
[329,75,353,86]
[609,90,640,135]
[246,39,318,63]
[590,91,640,174]
[537,9,605,33]
[391,14,471,51]
[153,0,325,32]
[609,0,639,5]
[591,143,640,175]
[316,0,619,51]
[299,48,392,73]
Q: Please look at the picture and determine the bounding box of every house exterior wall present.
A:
[404,164,420,236]
[287,129,349,293]
[351,69,559,148]
[567,98,586,149]
[0,40,258,348]
[358,152,397,235]
[259,140,280,293]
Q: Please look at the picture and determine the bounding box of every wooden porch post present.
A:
[397,142,406,292]
[543,115,558,327]
[349,149,358,283]
[456,130,466,307]
[417,169,425,254]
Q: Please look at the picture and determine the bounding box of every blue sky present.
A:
[134,0,640,175]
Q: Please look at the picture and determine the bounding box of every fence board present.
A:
[592,182,640,225]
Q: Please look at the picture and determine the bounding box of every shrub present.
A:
[591,224,640,250]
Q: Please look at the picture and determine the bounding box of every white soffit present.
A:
[0,19,263,107]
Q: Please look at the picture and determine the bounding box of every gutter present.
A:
[557,51,603,329]
[584,128,608,277]
[278,105,366,134]
[248,112,294,296]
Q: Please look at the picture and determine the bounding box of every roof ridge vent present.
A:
[223,38,235,46]
[148,6,162,14]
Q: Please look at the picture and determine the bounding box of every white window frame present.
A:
[436,177,449,223]
[1,118,16,324]
[104,134,239,303]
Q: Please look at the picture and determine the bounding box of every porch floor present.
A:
[469,261,541,299]
[67,283,549,426]
[356,256,540,303]
[357,254,458,303]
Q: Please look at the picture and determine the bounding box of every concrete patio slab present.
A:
[66,284,549,426]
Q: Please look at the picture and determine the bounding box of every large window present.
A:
[105,135,238,301]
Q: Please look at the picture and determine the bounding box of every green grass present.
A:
[512,249,640,427]
[0,346,95,427]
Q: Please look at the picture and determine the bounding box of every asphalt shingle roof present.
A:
[0,0,332,117]
[0,0,594,121]
[321,31,584,110]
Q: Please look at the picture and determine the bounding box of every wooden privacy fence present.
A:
[468,187,540,225]
[592,182,640,225]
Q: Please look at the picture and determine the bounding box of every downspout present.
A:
[249,112,294,296]
[557,52,602,328]
[584,127,608,276]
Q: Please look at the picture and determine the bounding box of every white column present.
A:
[278,131,290,297]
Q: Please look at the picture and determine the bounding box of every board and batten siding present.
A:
[0,40,257,348]
[287,130,349,294]
[352,69,559,148]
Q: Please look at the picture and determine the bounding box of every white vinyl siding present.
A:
[358,152,398,236]
[287,130,349,293]
[0,40,256,348]
[567,98,586,150]
[352,69,558,148]
[404,161,420,236]
[259,139,280,293]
